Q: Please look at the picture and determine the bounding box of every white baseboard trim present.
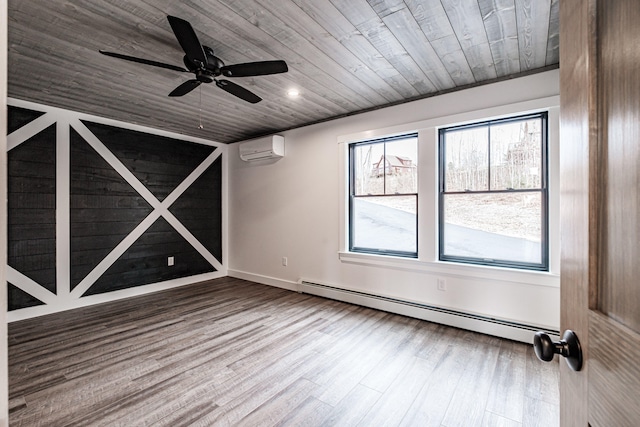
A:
[224,272,558,344]
[227,270,299,292]
[298,279,559,344]
[8,271,227,322]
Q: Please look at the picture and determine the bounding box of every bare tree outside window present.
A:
[350,135,418,257]
[439,113,548,270]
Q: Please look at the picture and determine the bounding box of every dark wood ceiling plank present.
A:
[366,0,406,19]
[477,0,521,77]
[7,1,241,137]
[136,0,358,117]
[214,0,391,107]
[254,0,414,102]
[46,0,185,64]
[514,0,552,71]
[7,0,560,143]
[441,0,498,81]
[289,0,420,99]
[13,0,354,127]
[8,32,301,143]
[403,0,453,40]
[404,0,475,86]
[9,0,356,141]
[329,0,437,94]
[9,44,298,134]
[375,7,457,90]
[175,0,376,113]
[428,35,477,86]
[545,0,559,66]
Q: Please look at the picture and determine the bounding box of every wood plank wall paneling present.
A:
[70,127,154,290]
[84,218,215,296]
[82,121,216,201]
[7,112,57,308]
[7,284,43,311]
[169,157,223,262]
[7,106,45,135]
[7,105,224,311]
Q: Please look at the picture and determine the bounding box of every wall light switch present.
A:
[282,257,288,266]
[437,278,446,291]
[168,256,174,266]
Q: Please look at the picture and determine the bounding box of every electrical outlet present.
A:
[282,257,288,266]
[168,256,174,266]
[437,278,446,291]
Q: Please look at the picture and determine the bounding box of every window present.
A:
[349,134,418,257]
[438,113,548,270]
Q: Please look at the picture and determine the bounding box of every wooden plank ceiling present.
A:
[8,0,559,143]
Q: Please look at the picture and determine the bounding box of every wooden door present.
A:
[560,0,640,425]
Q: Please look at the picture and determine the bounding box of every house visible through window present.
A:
[439,112,548,270]
[349,134,418,257]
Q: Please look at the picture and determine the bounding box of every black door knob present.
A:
[533,330,583,371]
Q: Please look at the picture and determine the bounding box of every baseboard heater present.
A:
[298,280,559,344]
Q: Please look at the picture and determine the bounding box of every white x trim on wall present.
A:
[6,99,227,321]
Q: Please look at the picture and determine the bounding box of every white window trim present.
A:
[338,96,560,288]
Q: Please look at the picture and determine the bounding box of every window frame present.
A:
[348,133,419,258]
[437,112,549,271]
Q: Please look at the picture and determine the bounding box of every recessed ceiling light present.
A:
[287,89,300,98]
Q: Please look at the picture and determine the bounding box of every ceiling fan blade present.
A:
[167,15,207,67]
[216,79,262,104]
[169,79,201,97]
[221,60,289,77]
[99,50,188,73]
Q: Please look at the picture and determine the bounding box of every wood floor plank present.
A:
[233,378,319,427]
[399,329,482,427]
[358,355,442,426]
[524,344,560,406]
[8,277,559,426]
[360,320,440,392]
[197,349,323,425]
[275,396,334,427]
[315,383,382,427]
[309,325,402,406]
[485,340,527,423]
[441,334,502,427]
[522,396,559,427]
[481,411,523,427]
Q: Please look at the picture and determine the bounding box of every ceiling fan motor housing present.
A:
[184,46,225,83]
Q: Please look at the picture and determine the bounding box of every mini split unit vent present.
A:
[239,135,285,162]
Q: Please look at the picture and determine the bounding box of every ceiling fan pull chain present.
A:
[198,85,204,129]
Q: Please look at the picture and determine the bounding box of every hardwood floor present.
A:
[8,277,559,426]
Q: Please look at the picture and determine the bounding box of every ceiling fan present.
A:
[100,15,288,104]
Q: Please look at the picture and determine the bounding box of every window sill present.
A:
[338,251,560,288]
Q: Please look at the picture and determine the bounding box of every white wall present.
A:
[228,70,561,339]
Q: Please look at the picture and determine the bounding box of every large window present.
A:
[438,113,548,270]
[349,134,418,257]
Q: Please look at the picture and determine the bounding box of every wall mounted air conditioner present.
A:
[239,135,285,162]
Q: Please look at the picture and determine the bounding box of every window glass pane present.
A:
[385,137,418,194]
[490,119,542,190]
[442,192,542,264]
[353,143,384,195]
[443,126,489,192]
[352,195,416,254]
